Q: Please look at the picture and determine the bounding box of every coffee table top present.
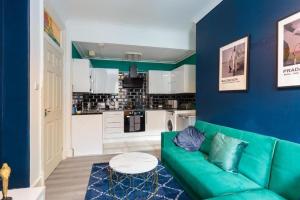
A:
[109,152,158,175]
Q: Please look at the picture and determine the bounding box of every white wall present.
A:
[30,0,44,186]
[30,0,66,186]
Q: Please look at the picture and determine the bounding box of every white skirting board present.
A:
[5,187,45,200]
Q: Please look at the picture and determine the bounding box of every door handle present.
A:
[45,109,51,117]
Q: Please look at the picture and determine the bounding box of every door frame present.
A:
[42,33,65,180]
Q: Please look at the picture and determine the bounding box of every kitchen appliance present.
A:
[165,110,196,131]
[97,102,106,110]
[166,100,178,109]
[166,111,175,131]
[122,77,144,88]
[122,52,144,88]
[124,110,145,132]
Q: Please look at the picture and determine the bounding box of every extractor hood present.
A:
[122,52,144,88]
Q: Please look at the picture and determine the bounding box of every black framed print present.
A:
[219,36,249,92]
[278,11,300,88]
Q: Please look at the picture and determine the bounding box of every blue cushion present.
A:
[173,126,205,151]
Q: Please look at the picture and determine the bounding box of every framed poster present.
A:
[277,11,300,88]
[219,36,249,92]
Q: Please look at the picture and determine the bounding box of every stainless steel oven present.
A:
[124,110,145,132]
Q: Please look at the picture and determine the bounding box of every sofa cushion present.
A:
[207,189,286,200]
[208,132,248,173]
[173,126,205,151]
[162,148,222,174]
[162,146,260,199]
[269,140,300,200]
[194,120,276,187]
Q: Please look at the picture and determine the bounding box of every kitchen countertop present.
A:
[72,108,195,115]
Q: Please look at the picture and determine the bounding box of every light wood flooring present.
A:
[45,150,161,200]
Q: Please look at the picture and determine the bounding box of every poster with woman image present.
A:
[278,11,300,88]
[219,36,249,91]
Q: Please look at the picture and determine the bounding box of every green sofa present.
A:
[161,120,300,200]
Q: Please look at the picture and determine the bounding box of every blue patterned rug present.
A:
[85,162,191,200]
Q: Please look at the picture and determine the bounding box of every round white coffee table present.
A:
[108,152,159,199]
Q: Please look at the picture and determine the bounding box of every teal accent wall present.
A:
[90,59,175,72]
[176,54,196,68]
[72,43,82,59]
[72,42,195,71]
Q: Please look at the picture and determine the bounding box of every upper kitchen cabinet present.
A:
[91,68,119,94]
[171,64,196,93]
[105,69,119,94]
[91,68,106,94]
[148,70,171,94]
[72,59,92,93]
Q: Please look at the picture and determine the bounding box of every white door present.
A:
[44,38,63,179]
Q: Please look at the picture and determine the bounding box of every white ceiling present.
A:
[45,0,222,31]
[73,41,195,63]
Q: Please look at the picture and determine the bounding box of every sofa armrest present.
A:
[161,131,178,149]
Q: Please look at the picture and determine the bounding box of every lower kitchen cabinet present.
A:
[103,111,124,136]
[72,114,103,156]
[146,110,166,133]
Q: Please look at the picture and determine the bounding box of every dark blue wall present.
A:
[0,0,3,153]
[196,0,300,143]
[0,0,30,187]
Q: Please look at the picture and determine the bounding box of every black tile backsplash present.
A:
[73,72,195,110]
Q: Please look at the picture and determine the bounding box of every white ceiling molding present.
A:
[73,41,195,63]
[193,0,224,23]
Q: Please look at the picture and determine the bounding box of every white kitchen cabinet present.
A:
[91,68,106,94]
[171,67,182,93]
[148,70,171,94]
[183,64,196,93]
[105,69,119,94]
[91,68,119,94]
[171,64,196,93]
[72,114,103,156]
[146,110,166,133]
[72,59,92,92]
[103,111,124,136]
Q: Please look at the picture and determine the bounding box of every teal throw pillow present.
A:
[208,132,248,173]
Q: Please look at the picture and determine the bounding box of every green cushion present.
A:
[208,132,248,173]
[162,146,260,199]
[269,140,300,200]
[237,130,277,188]
[194,120,276,187]
[207,189,286,200]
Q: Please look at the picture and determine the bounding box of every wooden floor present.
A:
[45,150,161,200]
